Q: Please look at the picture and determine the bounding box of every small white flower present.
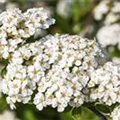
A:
[111,106,120,120]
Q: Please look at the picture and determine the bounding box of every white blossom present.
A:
[88,62,120,106]
[93,0,109,20]
[104,13,120,25]
[111,106,120,120]
[95,1,120,49]
[0,8,55,59]
[112,57,120,64]
[97,24,120,48]
[112,2,120,13]
[0,110,19,120]
[94,0,120,25]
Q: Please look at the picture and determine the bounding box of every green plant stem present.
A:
[88,105,107,120]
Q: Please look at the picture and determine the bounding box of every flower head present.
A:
[0,8,55,59]
[2,34,104,111]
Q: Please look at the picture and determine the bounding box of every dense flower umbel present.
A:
[88,62,120,106]
[2,34,104,111]
[0,8,55,59]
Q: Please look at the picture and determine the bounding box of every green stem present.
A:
[88,105,107,120]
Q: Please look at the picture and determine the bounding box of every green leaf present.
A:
[28,102,33,105]
[95,104,111,114]
[23,109,36,120]
[1,67,7,78]
[64,106,72,113]
[0,97,8,111]
[71,107,82,120]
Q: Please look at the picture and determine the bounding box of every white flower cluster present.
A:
[94,0,120,24]
[0,8,55,59]
[105,1,120,25]
[0,110,19,120]
[2,34,103,111]
[34,66,87,112]
[111,106,120,120]
[88,62,120,106]
[1,7,120,120]
[97,24,120,48]
[93,0,109,21]
[95,1,120,51]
